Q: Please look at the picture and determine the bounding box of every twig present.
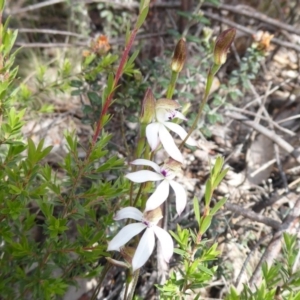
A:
[203,3,300,37]
[235,233,272,287]
[225,111,300,164]
[286,165,300,176]
[277,114,300,125]
[252,190,297,213]
[76,0,181,9]
[249,158,276,178]
[203,10,300,53]
[227,107,295,137]
[249,81,289,192]
[260,83,289,193]
[225,203,281,230]
[10,0,300,40]
[17,28,86,38]
[288,177,300,189]
[14,32,168,48]
[274,134,289,192]
[241,78,292,111]
[249,196,300,287]
[15,42,86,48]
[10,0,64,14]
[9,0,182,14]
[11,1,300,54]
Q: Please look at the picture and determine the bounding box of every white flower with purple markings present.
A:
[107,207,173,271]
[126,158,187,215]
[146,98,197,163]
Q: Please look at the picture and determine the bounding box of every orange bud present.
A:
[171,37,187,73]
[90,35,110,56]
[213,28,236,65]
[253,30,274,52]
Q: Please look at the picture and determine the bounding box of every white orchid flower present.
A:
[107,207,173,271]
[146,99,197,163]
[125,158,187,215]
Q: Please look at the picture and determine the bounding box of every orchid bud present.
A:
[213,28,236,66]
[140,88,156,124]
[171,37,187,73]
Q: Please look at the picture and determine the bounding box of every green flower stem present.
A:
[124,269,140,300]
[138,146,153,208]
[135,123,151,162]
[132,147,154,208]
[133,182,144,207]
[130,123,151,206]
[140,148,155,208]
[210,63,221,78]
[179,64,220,149]
[166,70,179,99]
[91,263,111,300]
[135,124,147,159]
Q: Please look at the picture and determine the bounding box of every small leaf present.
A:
[87,91,101,105]
[228,285,240,300]
[70,80,83,88]
[212,168,229,189]
[212,156,224,175]
[0,0,5,10]
[210,197,227,215]
[200,215,212,235]
[27,138,36,164]
[127,49,140,67]
[125,22,130,44]
[136,6,149,29]
[193,197,201,226]
[204,179,212,206]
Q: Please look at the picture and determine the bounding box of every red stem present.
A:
[92,28,138,144]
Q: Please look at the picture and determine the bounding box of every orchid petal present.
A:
[114,207,143,221]
[163,122,197,146]
[174,111,187,120]
[132,228,155,271]
[169,180,187,215]
[130,159,161,173]
[152,226,174,262]
[145,180,170,212]
[156,108,168,123]
[107,223,146,251]
[158,125,183,163]
[126,170,163,183]
[146,123,160,151]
